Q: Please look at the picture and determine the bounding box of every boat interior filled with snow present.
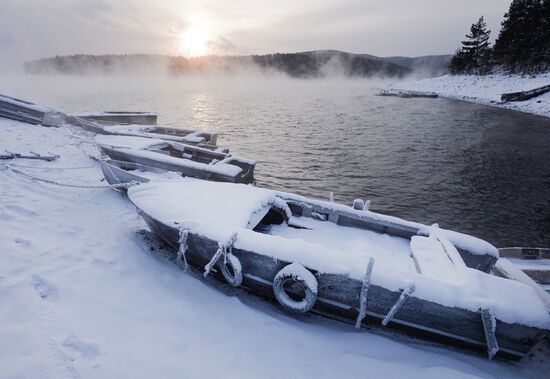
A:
[72,111,158,125]
[99,157,185,189]
[96,135,255,184]
[102,124,219,146]
[67,115,219,148]
[128,179,550,360]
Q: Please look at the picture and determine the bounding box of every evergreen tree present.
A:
[463,16,492,73]
[449,16,491,74]
[448,49,469,74]
[493,0,548,72]
[540,0,550,71]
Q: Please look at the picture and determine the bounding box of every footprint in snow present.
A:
[14,237,32,248]
[31,275,59,301]
[5,204,38,217]
[62,334,100,359]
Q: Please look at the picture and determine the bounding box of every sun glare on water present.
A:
[180,26,210,57]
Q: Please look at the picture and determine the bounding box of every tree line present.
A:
[24,51,411,78]
[449,0,550,74]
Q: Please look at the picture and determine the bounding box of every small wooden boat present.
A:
[0,93,65,126]
[66,115,218,147]
[96,135,254,184]
[378,89,438,98]
[501,84,550,102]
[102,124,218,146]
[71,111,158,125]
[127,179,550,360]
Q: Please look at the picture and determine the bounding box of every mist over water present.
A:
[2,73,550,247]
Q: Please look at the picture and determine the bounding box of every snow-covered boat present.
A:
[96,135,255,184]
[72,111,158,125]
[68,115,219,147]
[0,93,65,127]
[101,124,219,146]
[127,179,550,360]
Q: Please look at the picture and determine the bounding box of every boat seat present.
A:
[410,236,461,283]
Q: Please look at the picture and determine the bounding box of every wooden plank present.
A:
[493,258,550,312]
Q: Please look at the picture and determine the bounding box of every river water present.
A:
[4,75,550,247]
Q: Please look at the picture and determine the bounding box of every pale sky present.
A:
[0,0,511,63]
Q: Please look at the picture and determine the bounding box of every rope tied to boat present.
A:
[355,257,375,329]
[4,164,138,190]
[381,284,415,326]
[203,232,238,278]
[177,227,190,271]
[7,163,97,170]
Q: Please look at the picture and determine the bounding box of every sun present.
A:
[180,26,210,57]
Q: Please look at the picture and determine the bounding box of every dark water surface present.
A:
[7,76,550,247]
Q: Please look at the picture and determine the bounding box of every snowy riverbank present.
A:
[0,118,548,378]
[384,73,550,118]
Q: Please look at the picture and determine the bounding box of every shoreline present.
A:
[382,73,550,119]
[1,117,548,377]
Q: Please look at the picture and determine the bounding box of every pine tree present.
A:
[493,0,548,72]
[462,16,491,73]
[449,16,491,74]
[448,49,469,74]
[540,0,550,71]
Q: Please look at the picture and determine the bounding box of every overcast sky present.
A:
[1,0,511,63]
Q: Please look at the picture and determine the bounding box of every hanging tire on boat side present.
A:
[273,263,318,314]
[219,253,243,287]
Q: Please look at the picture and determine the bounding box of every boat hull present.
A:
[135,207,548,360]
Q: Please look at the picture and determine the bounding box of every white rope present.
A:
[8,166,109,188]
[381,285,415,326]
[203,233,238,278]
[7,163,96,170]
[6,165,139,190]
[177,228,189,271]
[355,257,375,329]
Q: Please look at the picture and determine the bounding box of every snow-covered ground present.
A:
[384,73,550,118]
[0,118,548,378]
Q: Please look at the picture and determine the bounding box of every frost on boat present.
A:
[128,179,550,360]
[95,135,255,184]
[102,124,218,146]
[0,93,65,127]
[71,111,158,125]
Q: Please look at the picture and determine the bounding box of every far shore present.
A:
[382,73,550,119]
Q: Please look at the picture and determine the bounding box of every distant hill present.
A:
[23,50,450,78]
[361,53,452,77]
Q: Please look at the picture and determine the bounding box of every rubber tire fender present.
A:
[219,253,243,287]
[273,263,318,314]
